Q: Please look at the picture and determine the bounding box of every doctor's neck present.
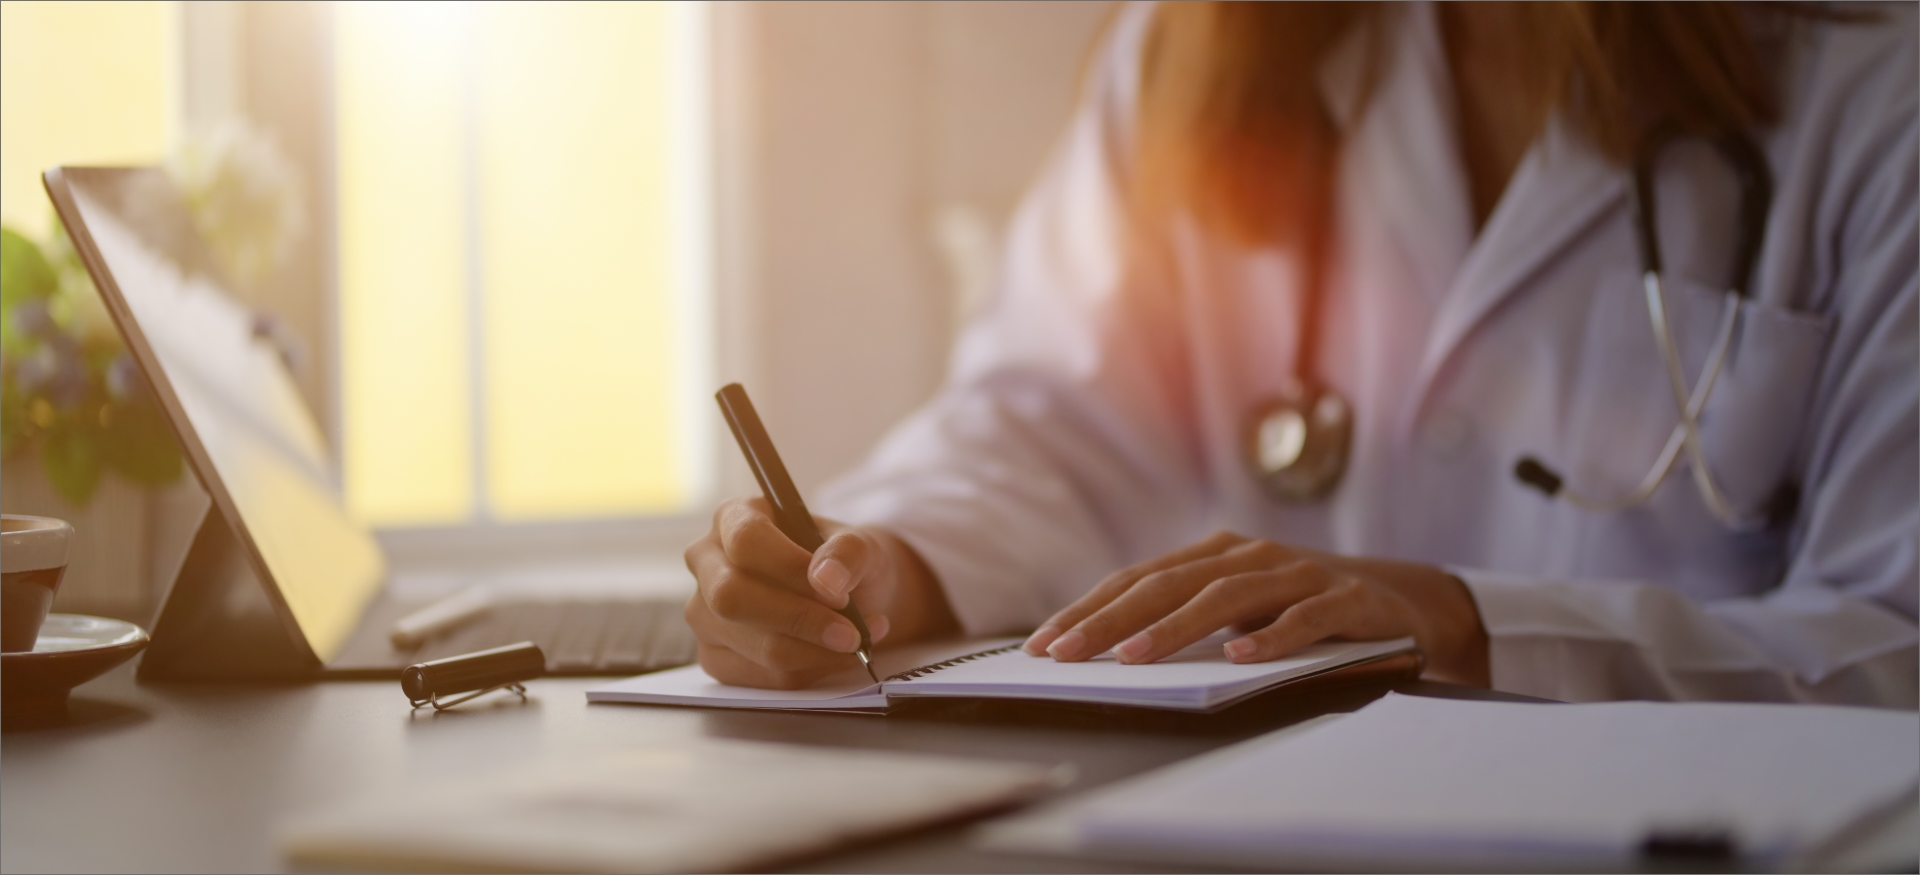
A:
[1438,3,1565,231]
[1132,1,1789,248]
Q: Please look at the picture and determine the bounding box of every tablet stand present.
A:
[138,500,321,681]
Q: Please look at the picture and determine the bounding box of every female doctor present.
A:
[684,2,1918,705]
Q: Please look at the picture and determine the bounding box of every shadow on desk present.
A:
[2,697,151,736]
[894,678,1552,736]
[698,675,1556,769]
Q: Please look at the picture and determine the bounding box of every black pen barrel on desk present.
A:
[401,642,545,702]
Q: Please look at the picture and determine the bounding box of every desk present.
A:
[3,662,1534,873]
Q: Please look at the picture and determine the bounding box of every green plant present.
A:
[1,224,183,505]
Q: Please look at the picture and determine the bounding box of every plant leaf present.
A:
[103,400,184,484]
[0,380,30,458]
[42,419,103,506]
[1,227,59,313]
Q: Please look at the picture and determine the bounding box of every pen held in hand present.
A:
[715,383,879,683]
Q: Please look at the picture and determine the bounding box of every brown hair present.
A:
[1134,2,1795,248]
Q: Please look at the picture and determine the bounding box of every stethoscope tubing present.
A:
[1520,123,1773,531]
[1248,121,1777,531]
[1549,272,1758,529]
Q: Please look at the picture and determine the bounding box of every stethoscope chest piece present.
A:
[1243,379,1353,502]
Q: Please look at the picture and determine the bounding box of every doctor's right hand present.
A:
[683,496,958,689]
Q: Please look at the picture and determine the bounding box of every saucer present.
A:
[2,614,149,717]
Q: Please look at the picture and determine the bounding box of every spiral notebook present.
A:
[586,633,1417,713]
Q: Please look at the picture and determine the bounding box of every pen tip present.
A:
[857,650,878,684]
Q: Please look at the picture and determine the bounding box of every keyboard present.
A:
[404,599,699,674]
[330,595,698,676]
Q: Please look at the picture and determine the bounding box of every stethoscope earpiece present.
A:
[1513,457,1564,498]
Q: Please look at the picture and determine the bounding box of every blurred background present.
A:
[0,0,1114,617]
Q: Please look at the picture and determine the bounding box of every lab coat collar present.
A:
[1415,115,1627,402]
[1319,3,1628,415]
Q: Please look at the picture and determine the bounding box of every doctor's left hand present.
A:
[1021,533,1490,686]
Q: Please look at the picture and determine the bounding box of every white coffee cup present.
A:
[2,515,73,652]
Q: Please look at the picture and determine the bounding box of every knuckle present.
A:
[1278,558,1322,581]
[733,515,773,550]
[684,531,721,574]
[750,634,783,666]
[782,607,818,642]
[820,535,870,580]
[1093,568,1138,597]
[715,497,751,533]
[1076,612,1119,641]
[1215,571,1268,597]
[696,644,744,683]
[1295,601,1337,633]
[752,634,813,672]
[1246,539,1289,563]
[764,669,810,691]
[1133,569,1175,595]
[707,572,753,619]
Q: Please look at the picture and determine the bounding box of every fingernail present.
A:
[813,557,851,597]
[823,622,859,653]
[1116,632,1152,664]
[1224,638,1257,661]
[1023,625,1060,655]
[1047,630,1086,661]
[869,614,891,643]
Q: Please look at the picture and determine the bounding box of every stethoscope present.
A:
[1243,123,1775,530]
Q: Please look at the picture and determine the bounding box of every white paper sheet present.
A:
[282,740,1067,873]
[889,635,1412,709]
[991,693,1920,870]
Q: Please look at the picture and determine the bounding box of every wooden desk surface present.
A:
[2,662,1535,874]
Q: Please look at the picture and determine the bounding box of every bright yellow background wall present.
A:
[475,2,687,520]
[336,1,476,526]
[0,1,176,236]
[338,1,693,526]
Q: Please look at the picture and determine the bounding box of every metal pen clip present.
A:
[402,641,545,711]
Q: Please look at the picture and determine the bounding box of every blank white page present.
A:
[884,634,1414,710]
[586,663,890,710]
[1072,693,1920,869]
[590,634,1411,712]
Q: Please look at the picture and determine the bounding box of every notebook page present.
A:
[586,663,889,710]
[586,638,1017,710]
[882,634,1414,710]
[1068,693,1920,869]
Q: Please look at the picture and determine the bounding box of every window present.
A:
[335,1,712,529]
[0,1,176,237]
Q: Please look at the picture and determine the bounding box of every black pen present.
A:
[715,383,879,683]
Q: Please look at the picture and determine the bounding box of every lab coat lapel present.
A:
[1412,116,1627,404]
[1320,2,1629,427]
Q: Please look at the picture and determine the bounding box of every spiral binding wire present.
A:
[885,644,1021,682]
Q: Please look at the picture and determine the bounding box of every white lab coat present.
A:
[819,3,1918,706]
